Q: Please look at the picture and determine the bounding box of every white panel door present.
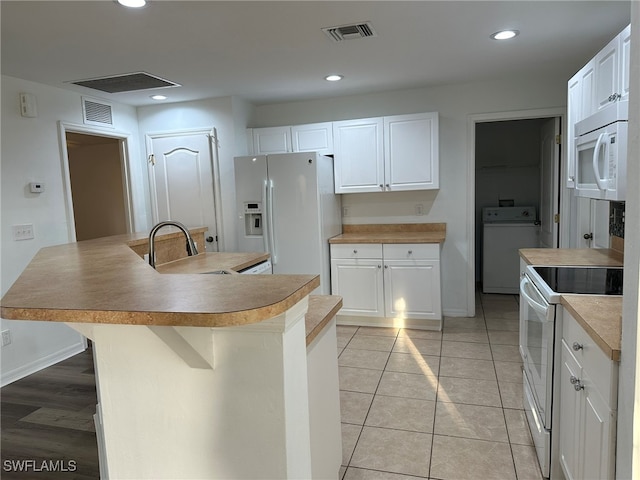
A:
[594,35,620,111]
[539,118,560,248]
[333,118,384,193]
[292,122,333,155]
[147,130,218,251]
[559,341,582,480]
[580,60,596,120]
[581,370,615,480]
[384,112,439,191]
[384,261,441,320]
[331,259,384,316]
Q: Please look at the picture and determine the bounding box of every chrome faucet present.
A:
[148,221,199,268]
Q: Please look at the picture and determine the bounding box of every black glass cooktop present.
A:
[533,266,623,295]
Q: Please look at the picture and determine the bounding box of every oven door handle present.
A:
[520,276,549,317]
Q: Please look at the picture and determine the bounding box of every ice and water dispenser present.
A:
[243,202,263,236]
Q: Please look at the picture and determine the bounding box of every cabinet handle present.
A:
[378,265,382,269]
[353,249,358,254]
[379,184,384,190]
[568,176,575,182]
[408,250,413,255]
[608,93,621,102]
[583,233,593,240]
[384,265,388,269]
[569,375,585,391]
[572,342,583,351]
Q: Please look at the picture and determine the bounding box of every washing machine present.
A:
[482,206,540,294]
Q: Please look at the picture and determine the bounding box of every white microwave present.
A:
[574,104,628,201]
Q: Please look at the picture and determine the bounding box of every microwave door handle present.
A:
[592,132,608,191]
[519,277,549,317]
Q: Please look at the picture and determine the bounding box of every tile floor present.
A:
[337,292,544,480]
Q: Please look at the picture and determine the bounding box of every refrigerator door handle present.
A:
[267,179,277,265]
[262,180,270,254]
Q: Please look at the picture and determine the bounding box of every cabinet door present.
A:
[566,72,582,188]
[330,259,384,317]
[580,60,596,120]
[384,113,439,191]
[581,370,616,480]
[252,127,291,155]
[292,122,333,155]
[620,25,631,103]
[559,340,582,480]
[383,260,441,320]
[594,35,620,112]
[333,118,384,194]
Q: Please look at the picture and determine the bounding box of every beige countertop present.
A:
[520,247,623,361]
[519,248,623,267]
[306,295,342,346]
[561,295,622,361]
[0,233,318,328]
[329,223,446,244]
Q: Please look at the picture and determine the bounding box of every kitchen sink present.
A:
[202,270,232,275]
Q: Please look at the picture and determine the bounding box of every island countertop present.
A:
[0,233,318,327]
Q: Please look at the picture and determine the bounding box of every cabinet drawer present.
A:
[383,243,439,260]
[330,244,382,259]
[562,309,618,405]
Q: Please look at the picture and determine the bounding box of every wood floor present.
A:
[1,346,100,479]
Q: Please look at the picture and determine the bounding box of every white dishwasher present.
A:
[482,206,539,294]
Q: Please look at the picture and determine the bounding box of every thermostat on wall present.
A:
[29,182,45,193]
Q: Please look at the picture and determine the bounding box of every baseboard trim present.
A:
[1,341,87,387]
[336,314,441,331]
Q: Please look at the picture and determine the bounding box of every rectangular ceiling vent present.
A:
[322,22,377,42]
[82,97,114,127]
[71,72,180,94]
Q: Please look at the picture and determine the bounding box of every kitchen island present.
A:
[0,230,342,479]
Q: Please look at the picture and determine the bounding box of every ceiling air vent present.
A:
[322,22,377,42]
[71,72,180,94]
[82,97,114,127]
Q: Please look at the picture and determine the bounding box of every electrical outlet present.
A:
[415,204,424,216]
[342,207,350,217]
[12,224,34,241]
[1,330,12,347]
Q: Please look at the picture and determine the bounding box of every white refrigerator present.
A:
[234,152,342,294]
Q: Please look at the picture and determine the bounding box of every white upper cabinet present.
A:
[566,60,595,188]
[620,24,631,103]
[594,35,620,111]
[252,126,291,155]
[333,117,385,193]
[333,112,439,194]
[384,112,439,191]
[291,122,333,155]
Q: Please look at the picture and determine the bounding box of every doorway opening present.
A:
[467,108,565,315]
[58,122,134,242]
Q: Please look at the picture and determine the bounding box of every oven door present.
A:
[519,273,555,428]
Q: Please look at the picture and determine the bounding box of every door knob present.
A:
[583,233,593,240]
[206,236,215,243]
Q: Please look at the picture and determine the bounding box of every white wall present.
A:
[136,96,251,252]
[250,75,567,316]
[0,75,143,385]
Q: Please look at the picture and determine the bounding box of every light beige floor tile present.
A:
[340,390,374,425]
[365,394,436,433]
[511,444,544,480]
[357,326,400,337]
[504,408,533,445]
[430,435,516,480]
[434,402,509,442]
[398,328,442,340]
[385,352,440,377]
[441,340,492,360]
[338,345,345,357]
[341,422,362,466]
[442,328,489,344]
[338,334,354,348]
[338,325,360,336]
[491,344,522,362]
[339,366,383,394]
[349,335,397,352]
[439,357,496,380]
[376,371,438,401]
[499,380,525,409]
[485,317,520,331]
[350,426,432,477]
[393,337,442,356]
[340,465,347,480]
[339,348,390,370]
[488,330,520,346]
[443,316,486,330]
[482,309,519,320]
[344,467,420,480]
[437,376,501,407]
[494,361,524,383]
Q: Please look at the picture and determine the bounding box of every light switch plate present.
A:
[12,224,34,241]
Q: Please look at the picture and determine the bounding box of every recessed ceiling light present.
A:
[150,94,167,100]
[117,0,147,8]
[490,30,519,40]
[325,74,344,82]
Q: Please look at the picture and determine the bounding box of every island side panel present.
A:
[67,298,312,479]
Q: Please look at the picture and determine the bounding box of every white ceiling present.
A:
[1,1,631,107]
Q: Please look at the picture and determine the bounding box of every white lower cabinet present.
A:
[330,243,441,329]
[558,308,618,480]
